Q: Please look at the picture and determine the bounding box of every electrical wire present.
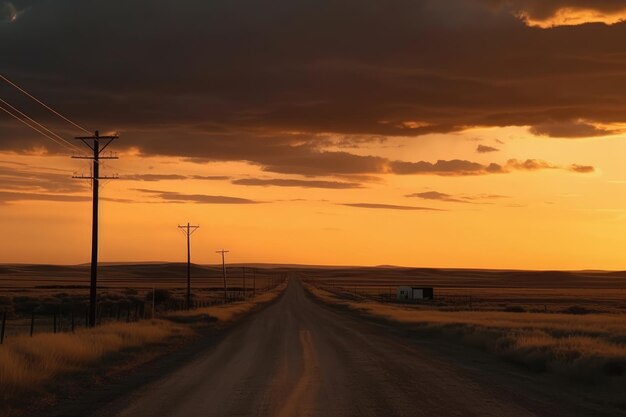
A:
[0,101,77,152]
[0,97,80,151]
[0,73,91,134]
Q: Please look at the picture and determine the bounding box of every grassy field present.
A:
[299,266,626,314]
[0,263,285,336]
[303,275,626,385]
[0,266,287,413]
[0,319,189,402]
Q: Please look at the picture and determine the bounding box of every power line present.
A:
[0,73,90,134]
[0,101,77,152]
[0,97,80,151]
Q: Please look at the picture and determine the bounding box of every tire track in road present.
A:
[273,330,319,417]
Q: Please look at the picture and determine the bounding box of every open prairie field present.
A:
[0,263,287,337]
[301,268,626,389]
[299,266,626,314]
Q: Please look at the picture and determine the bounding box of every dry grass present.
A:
[306,284,626,382]
[0,283,286,408]
[0,320,189,402]
[167,283,286,322]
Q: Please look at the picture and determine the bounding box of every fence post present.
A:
[85,310,89,328]
[71,311,75,332]
[1,312,6,344]
[53,311,57,334]
[30,312,35,336]
[126,307,130,323]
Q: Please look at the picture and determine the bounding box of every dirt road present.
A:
[81,279,622,417]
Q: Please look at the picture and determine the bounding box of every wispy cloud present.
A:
[406,191,509,204]
[120,174,187,182]
[340,203,443,211]
[232,178,362,189]
[406,191,469,203]
[0,191,90,204]
[476,145,500,153]
[120,174,230,182]
[388,158,581,176]
[134,189,261,204]
[569,164,595,173]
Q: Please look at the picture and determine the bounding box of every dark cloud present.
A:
[134,188,261,204]
[481,1,626,24]
[340,203,443,211]
[0,0,624,155]
[232,178,362,189]
[477,144,500,153]
[529,120,621,138]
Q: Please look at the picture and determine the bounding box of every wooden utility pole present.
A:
[253,268,256,297]
[216,249,229,303]
[72,131,118,327]
[178,223,199,309]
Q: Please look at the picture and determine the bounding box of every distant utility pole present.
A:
[216,249,229,303]
[178,223,199,309]
[72,130,119,327]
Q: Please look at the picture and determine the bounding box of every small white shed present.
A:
[397,286,434,301]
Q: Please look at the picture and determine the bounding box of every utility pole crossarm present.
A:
[74,134,118,153]
[72,174,119,180]
[71,155,119,160]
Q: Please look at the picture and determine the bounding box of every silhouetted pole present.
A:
[242,266,246,299]
[178,223,199,309]
[253,268,256,297]
[72,130,119,327]
[216,249,229,303]
[0,312,5,344]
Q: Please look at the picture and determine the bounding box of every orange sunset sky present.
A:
[2,1,626,269]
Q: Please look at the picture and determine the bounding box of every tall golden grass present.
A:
[0,283,286,407]
[167,282,286,322]
[306,284,626,381]
[0,320,189,402]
